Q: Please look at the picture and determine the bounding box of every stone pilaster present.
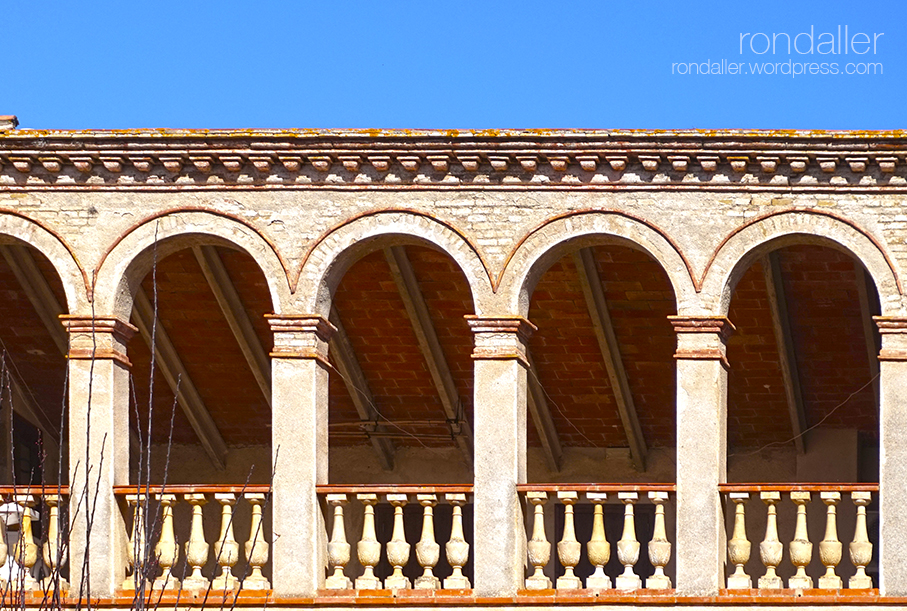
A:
[61,315,137,597]
[875,317,907,595]
[265,314,336,597]
[669,315,734,595]
[466,315,536,596]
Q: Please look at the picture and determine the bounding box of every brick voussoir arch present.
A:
[0,209,88,313]
[296,209,493,317]
[701,209,904,317]
[498,210,698,317]
[93,209,292,318]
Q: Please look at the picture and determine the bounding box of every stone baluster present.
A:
[153,494,180,591]
[212,493,240,591]
[556,491,582,590]
[123,495,149,590]
[42,494,68,591]
[586,492,611,589]
[525,491,551,589]
[818,492,842,589]
[385,493,411,589]
[443,494,470,589]
[414,494,440,589]
[788,491,813,589]
[13,495,39,590]
[849,491,873,589]
[758,491,783,589]
[355,494,381,590]
[325,494,353,589]
[0,508,7,587]
[243,493,270,589]
[615,492,642,590]
[726,493,751,589]
[647,491,672,589]
[183,493,210,590]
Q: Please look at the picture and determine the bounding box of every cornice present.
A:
[3,129,907,191]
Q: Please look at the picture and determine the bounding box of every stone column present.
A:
[466,316,535,596]
[669,316,734,595]
[875,317,907,595]
[61,315,137,597]
[266,315,335,597]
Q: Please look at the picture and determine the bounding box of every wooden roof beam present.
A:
[132,289,228,470]
[762,252,808,454]
[854,265,881,406]
[193,246,272,408]
[328,307,395,471]
[526,350,563,472]
[384,246,473,465]
[573,248,647,471]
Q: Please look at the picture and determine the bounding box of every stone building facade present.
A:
[0,115,903,607]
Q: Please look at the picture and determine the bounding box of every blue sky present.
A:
[6,1,905,130]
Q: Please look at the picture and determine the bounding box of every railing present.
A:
[719,484,878,590]
[316,485,473,591]
[113,485,271,593]
[517,484,675,591]
[0,487,69,594]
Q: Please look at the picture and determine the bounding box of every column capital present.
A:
[465,315,537,366]
[668,316,736,370]
[59,314,137,367]
[873,316,907,361]
[265,314,337,365]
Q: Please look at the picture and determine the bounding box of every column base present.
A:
[414,575,440,590]
[726,574,752,589]
[789,575,813,589]
[443,575,471,589]
[212,574,239,591]
[355,576,382,590]
[586,574,613,590]
[646,574,672,589]
[616,573,642,591]
[325,574,353,590]
[556,575,583,589]
[525,574,552,590]
[758,574,783,589]
[242,575,272,590]
[818,574,842,589]
[384,575,411,590]
[850,575,873,589]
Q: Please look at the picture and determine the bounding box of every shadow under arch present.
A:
[93,210,291,318]
[701,210,902,317]
[296,210,491,317]
[0,209,88,313]
[498,211,696,318]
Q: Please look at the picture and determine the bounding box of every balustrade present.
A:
[316,485,473,591]
[115,485,271,594]
[518,485,675,591]
[719,485,877,591]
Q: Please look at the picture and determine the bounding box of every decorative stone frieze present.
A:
[59,315,137,368]
[5,130,907,191]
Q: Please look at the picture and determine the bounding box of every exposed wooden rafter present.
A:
[573,248,647,471]
[526,350,563,472]
[762,252,807,454]
[328,307,395,471]
[132,289,228,469]
[384,246,473,465]
[193,246,272,407]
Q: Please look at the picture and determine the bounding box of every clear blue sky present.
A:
[6,1,905,130]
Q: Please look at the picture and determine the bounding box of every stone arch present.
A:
[701,210,902,316]
[296,210,494,316]
[0,209,87,313]
[498,211,698,316]
[93,209,292,318]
